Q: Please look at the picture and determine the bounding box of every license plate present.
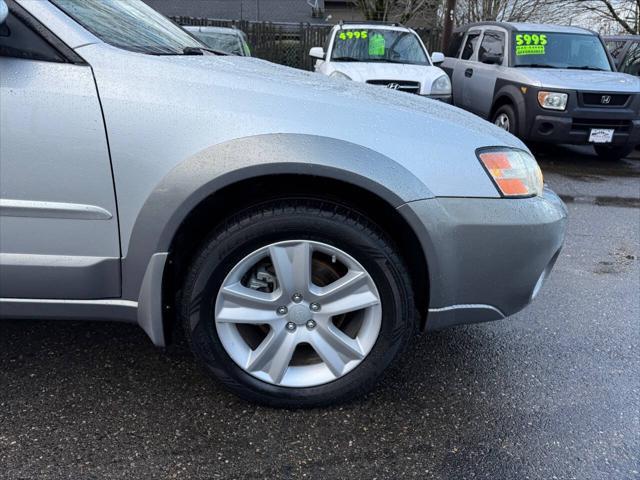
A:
[589,128,614,143]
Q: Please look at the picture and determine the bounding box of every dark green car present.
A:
[185,25,251,56]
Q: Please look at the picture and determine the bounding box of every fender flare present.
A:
[123,134,433,345]
[491,84,527,138]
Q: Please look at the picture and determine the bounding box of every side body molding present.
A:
[125,134,433,345]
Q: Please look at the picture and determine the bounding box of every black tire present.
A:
[492,104,518,136]
[594,145,633,162]
[179,199,416,408]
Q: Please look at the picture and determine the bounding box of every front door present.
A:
[0,6,120,299]
[452,29,481,110]
[464,30,506,118]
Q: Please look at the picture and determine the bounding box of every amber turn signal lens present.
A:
[478,150,543,197]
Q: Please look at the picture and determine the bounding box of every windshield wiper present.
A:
[332,57,363,62]
[183,46,229,56]
[566,65,606,71]
[514,64,559,68]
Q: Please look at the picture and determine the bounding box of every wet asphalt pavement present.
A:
[1,147,639,480]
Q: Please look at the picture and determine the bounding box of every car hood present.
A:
[117,53,515,147]
[331,62,447,90]
[511,68,640,92]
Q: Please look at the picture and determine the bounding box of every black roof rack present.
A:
[338,20,405,28]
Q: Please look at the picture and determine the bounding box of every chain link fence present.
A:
[173,16,442,71]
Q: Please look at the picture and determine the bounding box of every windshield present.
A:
[512,32,611,71]
[193,31,249,56]
[50,0,204,55]
[331,29,428,64]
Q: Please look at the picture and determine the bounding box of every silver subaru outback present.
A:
[0,0,566,407]
[442,22,640,161]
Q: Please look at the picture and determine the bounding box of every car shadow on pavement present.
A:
[0,299,637,480]
[0,318,500,404]
[0,316,570,478]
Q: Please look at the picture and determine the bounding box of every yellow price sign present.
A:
[338,30,368,41]
[515,33,548,55]
[516,33,548,46]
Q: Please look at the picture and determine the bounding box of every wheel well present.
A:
[490,95,514,120]
[162,175,429,342]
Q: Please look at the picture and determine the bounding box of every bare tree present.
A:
[444,0,637,34]
[352,0,439,24]
[563,0,639,34]
[451,0,573,25]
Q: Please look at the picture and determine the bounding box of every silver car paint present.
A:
[0,56,121,299]
[120,134,433,302]
[456,26,510,117]
[1,2,565,347]
[75,40,523,259]
[450,28,481,111]
[502,68,640,92]
[401,187,566,329]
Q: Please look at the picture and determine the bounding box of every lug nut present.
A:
[277,306,288,315]
[309,303,321,312]
[286,322,297,332]
[292,293,303,303]
[306,319,317,329]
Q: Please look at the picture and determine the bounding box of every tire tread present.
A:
[179,198,416,408]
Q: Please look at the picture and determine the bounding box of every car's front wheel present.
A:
[180,200,415,407]
[492,104,518,135]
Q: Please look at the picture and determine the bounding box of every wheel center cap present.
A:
[288,304,311,325]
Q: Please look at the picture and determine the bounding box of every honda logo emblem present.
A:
[600,95,611,104]
[387,83,400,90]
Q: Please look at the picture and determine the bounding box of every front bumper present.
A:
[523,90,640,147]
[399,188,567,330]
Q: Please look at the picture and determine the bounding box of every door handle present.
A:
[465,68,473,78]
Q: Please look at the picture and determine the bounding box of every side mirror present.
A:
[480,52,503,65]
[309,47,325,60]
[0,0,8,25]
[431,52,445,65]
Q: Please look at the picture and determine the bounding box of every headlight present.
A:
[430,74,451,95]
[330,71,352,81]
[537,91,568,111]
[477,148,543,197]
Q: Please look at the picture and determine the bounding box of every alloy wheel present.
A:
[494,112,511,131]
[215,240,382,387]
